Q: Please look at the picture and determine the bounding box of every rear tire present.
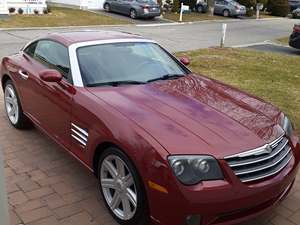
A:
[223,9,230,17]
[196,5,203,13]
[98,147,148,225]
[104,3,111,12]
[4,80,31,129]
[130,9,137,19]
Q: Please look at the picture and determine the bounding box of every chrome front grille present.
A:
[225,135,293,183]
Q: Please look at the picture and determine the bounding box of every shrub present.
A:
[8,7,16,13]
[34,9,39,14]
[43,8,48,14]
[237,0,256,8]
[257,0,268,7]
[268,0,289,16]
[189,0,197,10]
[246,7,254,16]
[172,0,180,12]
[46,3,52,13]
[18,8,24,14]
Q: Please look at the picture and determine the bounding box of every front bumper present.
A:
[149,138,300,225]
[137,10,160,18]
[232,9,246,16]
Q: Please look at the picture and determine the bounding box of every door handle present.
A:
[18,70,29,80]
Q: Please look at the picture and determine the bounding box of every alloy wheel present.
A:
[4,84,19,125]
[104,4,110,12]
[130,9,137,19]
[223,10,229,17]
[100,155,137,220]
[197,5,203,13]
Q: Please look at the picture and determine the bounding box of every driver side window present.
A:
[34,40,71,81]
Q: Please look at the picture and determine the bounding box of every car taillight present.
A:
[294,25,300,33]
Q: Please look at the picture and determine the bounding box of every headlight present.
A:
[282,116,294,137]
[168,155,224,185]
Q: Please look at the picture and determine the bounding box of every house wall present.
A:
[47,0,104,9]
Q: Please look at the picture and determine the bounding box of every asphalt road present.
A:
[0,18,298,58]
[246,43,300,55]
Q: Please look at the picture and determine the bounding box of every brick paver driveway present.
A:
[1,90,300,225]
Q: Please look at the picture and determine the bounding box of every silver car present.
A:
[214,0,246,17]
[104,0,160,19]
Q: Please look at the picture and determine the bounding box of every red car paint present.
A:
[1,31,299,225]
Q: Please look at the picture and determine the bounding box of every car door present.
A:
[108,0,119,11]
[18,40,74,149]
[214,0,224,14]
[121,0,133,14]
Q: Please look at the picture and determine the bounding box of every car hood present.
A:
[87,74,284,158]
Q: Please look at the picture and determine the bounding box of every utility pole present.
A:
[0,147,10,225]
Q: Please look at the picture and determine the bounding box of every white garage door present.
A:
[87,0,104,9]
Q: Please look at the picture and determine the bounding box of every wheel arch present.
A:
[1,74,11,90]
[92,141,123,177]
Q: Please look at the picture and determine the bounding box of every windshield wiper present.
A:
[86,80,146,87]
[146,74,185,83]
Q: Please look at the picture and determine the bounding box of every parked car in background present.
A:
[103,0,160,19]
[292,7,300,18]
[214,0,246,17]
[289,24,300,49]
[195,0,209,13]
[289,0,300,11]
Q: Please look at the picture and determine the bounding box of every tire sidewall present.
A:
[197,5,203,13]
[104,3,110,12]
[223,9,230,17]
[98,147,148,225]
[130,9,137,19]
[4,80,23,128]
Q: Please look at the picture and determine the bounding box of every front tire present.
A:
[104,3,111,12]
[98,147,148,225]
[130,9,137,19]
[223,9,230,17]
[196,5,203,13]
[4,80,31,129]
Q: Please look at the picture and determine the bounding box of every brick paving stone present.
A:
[8,191,29,206]
[17,179,40,192]
[290,211,300,225]
[15,199,47,214]
[42,193,67,209]
[26,187,54,200]
[18,206,53,224]
[53,203,83,220]
[27,216,59,225]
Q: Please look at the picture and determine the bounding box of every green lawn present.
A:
[0,7,129,28]
[276,37,289,45]
[176,48,300,133]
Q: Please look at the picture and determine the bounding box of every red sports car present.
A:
[1,31,299,225]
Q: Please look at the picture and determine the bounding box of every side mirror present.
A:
[39,69,62,83]
[180,57,190,66]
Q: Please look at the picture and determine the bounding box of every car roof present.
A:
[43,30,146,46]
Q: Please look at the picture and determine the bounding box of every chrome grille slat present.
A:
[235,147,291,175]
[228,138,289,167]
[225,135,293,183]
[239,153,293,183]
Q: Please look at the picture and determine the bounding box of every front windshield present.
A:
[77,42,187,86]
